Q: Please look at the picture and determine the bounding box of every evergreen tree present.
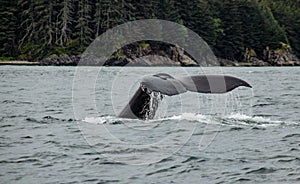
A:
[258,2,288,50]
[57,0,74,47]
[193,0,219,48]
[215,0,244,60]
[156,0,179,23]
[264,0,300,57]
[18,0,55,60]
[0,0,18,58]
[74,0,93,51]
[174,0,218,48]
[131,0,159,20]
[240,0,288,56]
[93,0,133,36]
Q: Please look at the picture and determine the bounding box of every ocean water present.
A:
[1,66,299,183]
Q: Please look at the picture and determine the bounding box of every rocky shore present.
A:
[2,44,299,67]
[39,44,300,66]
[219,46,300,66]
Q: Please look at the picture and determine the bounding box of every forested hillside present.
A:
[0,0,299,63]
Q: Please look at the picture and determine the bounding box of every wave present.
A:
[82,113,298,127]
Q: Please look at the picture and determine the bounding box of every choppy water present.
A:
[1,66,299,183]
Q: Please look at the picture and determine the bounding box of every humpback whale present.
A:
[118,73,252,120]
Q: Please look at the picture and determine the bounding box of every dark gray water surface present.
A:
[1,66,299,183]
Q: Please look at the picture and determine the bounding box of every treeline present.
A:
[0,0,299,61]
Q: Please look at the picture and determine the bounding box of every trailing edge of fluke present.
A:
[119,73,252,120]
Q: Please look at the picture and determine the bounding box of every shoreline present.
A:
[1,60,299,67]
[0,61,40,66]
[2,44,300,67]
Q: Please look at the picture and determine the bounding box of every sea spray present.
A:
[144,91,163,120]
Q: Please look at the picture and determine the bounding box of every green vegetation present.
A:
[0,0,299,61]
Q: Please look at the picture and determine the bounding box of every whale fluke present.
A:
[118,73,252,119]
[178,75,252,94]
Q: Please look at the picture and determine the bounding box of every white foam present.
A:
[82,117,105,124]
[224,113,295,127]
[81,113,298,127]
[82,116,122,124]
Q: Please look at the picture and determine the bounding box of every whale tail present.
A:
[178,75,252,94]
[118,73,252,119]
